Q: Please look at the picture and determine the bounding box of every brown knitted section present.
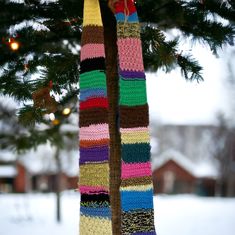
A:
[79,108,108,127]
[80,138,109,148]
[119,104,149,128]
[121,176,153,187]
[117,23,140,39]
[81,26,105,46]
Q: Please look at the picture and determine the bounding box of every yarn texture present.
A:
[79,0,156,234]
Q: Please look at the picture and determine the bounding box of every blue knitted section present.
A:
[80,88,107,101]
[121,190,154,211]
[115,12,138,22]
[80,206,111,218]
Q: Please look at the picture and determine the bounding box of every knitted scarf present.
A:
[78,0,156,234]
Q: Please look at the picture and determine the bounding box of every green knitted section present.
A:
[80,70,107,89]
[119,78,147,106]
[122,143,150,163]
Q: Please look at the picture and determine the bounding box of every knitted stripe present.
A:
[117,23,140,39]
[121,162,152,178]
[79,185,109,194]
[80,139,109,148]
[117,38,144,71]
[80,88,107,101]
[121,190,154,211]
[79,146,109,164]
[119,79,147,105]
[80,70,107,89]
[80,44,105,61]
[79,108,108,127]
[81,26,104,46]
[80,57,105,74]
[79,163,110,188]
[80,216,112,235]
[79,0,112,234]
[121,184,153,191]
[114,0,156,234]
[122,209,155,234]
[121,143,151,163]
[121,176,153,187]
[115,12,139,23]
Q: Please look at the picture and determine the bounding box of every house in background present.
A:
[0,160,17,193]
[152,149,218,196]
[0,145,78,193]
[0,159,28,193]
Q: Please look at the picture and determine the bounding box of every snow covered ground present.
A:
[0,192,235,235]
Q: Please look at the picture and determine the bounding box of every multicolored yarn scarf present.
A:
[78,0,156,234]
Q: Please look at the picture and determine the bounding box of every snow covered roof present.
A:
[0,151,16,162]
[0,165,17,178]
[152,149,218,179]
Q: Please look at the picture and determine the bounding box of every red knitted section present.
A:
[115,0,136,15]
[80,97,109,110]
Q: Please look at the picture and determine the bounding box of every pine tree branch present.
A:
[142,26,203,81]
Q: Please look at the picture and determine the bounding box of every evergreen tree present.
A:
[0,0,234,150]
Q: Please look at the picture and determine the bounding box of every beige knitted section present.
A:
[80,216,112,235]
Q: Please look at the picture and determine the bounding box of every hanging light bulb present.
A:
[62,107,71,116]
[49,113,55,121]
[52,119,60,125]
[10,41,20,51]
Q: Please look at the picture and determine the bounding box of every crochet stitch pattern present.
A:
[79,0,112,234]
[114,0,156,234]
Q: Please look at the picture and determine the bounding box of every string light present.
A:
[49,113,55,121]
[62,107,71,116]
[52,119,60,125]
[10,41,20,51]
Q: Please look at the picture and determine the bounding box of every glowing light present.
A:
[49,113,55,121]
[10,41,20,51]
[62,107,71,116]
[52,119,60,125]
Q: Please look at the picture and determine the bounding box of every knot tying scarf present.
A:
[78,0,156,234]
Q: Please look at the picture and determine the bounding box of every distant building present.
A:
[152,150,218,196]
[0,160,28,193]
[151,124,235,197]
[0,146,78,193]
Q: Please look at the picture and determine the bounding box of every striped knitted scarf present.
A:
[78,0,156,234]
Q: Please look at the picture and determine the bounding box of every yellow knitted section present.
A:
[79,163,109,188]
[80,216,112,235]
[121,184,153,191]
[83,0,102,26]
[121,131,150,144]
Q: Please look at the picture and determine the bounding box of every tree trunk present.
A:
[101,2,122,234]
[54,147,62,223]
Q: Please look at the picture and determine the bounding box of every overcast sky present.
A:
[147,45,233,125]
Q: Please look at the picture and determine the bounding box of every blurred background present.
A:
[1,46,235,235]
[1,1,235,235]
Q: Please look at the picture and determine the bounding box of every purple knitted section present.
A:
[120,70,146,79]
[79,145,109,164]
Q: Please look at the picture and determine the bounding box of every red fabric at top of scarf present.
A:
[114,0,136,15]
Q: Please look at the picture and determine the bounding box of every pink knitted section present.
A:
[121,162,152,179]
[117,38,144,72]
[80,123,109,140]
[79,185,109,194]
[80,43,105,61]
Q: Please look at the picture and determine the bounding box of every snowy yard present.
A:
[0,192,235,235]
